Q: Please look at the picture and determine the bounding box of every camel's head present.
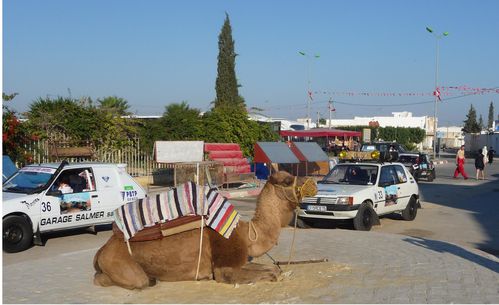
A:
[267,171,317,211]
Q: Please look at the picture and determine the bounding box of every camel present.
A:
[93,171,317,290]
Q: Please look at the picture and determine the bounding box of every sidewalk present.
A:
[3,229,498,303]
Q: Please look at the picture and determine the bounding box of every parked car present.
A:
[398,152,436,182]
[2,161,146,253]
[297,152,420,231]
[361,142,408,154]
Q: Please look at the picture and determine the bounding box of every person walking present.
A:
[453,145,469,179]
[487,146,495,164]
[475,149,485,180]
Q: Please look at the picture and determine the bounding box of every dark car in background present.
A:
[398,152,435,182]
[361,142,408,154]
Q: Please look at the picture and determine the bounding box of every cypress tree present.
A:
[488,101,494,130]
[462,104,480,133]
[214,13,246,111]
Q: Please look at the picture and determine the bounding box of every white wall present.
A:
[464,133,499,156]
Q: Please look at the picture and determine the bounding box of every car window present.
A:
[3,167,56,194]
[379,166,395,186]
[52,168,96,194]
[399,155,418,163]
[361,145,376,152]
[322,164,378,185]
[393,165,408,183]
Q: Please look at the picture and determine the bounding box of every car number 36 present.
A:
[41,202,52,212]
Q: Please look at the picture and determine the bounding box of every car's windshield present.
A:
[360,144,376,152]
[321,164,379,185]
[2,166,56,194]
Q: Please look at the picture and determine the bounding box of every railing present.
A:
[21,137,170,177]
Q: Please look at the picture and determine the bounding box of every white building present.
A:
[436,126,465,149]
[248,114,305,131]
[298,112,436,149]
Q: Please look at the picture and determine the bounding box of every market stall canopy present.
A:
[254,142,300,164]
[280,128,361,138]
[290,142,329,162]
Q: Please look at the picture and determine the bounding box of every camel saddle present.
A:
[112,215,205,242]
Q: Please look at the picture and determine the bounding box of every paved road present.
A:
[2,160,499,303]
[372,159,499,256]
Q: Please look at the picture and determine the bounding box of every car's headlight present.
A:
[336,196,354,205]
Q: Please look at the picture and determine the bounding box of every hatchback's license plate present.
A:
[307,205,326,212]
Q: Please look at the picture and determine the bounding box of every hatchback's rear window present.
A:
[399,156,418,163]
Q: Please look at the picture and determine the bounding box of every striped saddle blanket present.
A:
[114,181,240,242]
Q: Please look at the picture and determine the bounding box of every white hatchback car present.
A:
[2,161,146,252]
[298,160,420,231]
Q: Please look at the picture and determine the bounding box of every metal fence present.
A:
[22,137,169,177]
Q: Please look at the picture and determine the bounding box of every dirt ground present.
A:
[107,261,353,304]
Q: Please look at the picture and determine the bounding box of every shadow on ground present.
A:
[418,171,499,257]
[403,236,499,273]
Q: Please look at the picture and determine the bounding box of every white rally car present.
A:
[2,161,146,253]
[298,153,420,231]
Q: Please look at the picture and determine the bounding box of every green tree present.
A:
[462,104,480,133]
[97,96,131,116]
[201,109,278,156]
[25,97,137,149]
[478,114,484,131]
[213,13,245,111]
[159,101,203,141]
[488,101,494,130]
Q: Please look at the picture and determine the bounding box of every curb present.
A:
[433,160,449,165]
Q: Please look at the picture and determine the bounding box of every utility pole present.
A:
[426,26,449,159]
[328,98,333,129]
[299,51,320,129]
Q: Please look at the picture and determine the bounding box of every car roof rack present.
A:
[338,150,399,164]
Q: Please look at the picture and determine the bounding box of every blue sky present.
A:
[3,0,499,126]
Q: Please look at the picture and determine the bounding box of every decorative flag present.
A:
[308,90,313,101]
[433,88,441,101]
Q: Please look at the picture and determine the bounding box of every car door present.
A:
[392,164,412,209]
[376,165,403,213]
[39,167,100,232]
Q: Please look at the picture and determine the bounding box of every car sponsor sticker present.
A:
[121,190,139,202]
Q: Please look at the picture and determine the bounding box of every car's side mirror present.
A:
[46,190,62,197]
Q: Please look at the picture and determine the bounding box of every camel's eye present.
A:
[283,176,294,186]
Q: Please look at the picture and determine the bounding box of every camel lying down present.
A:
[93,171,317,290]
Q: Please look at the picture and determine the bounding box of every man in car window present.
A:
[57,176,73,194]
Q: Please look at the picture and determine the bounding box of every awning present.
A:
[254,142,300,164]
[280,128,361,138]
[290,142,329,162]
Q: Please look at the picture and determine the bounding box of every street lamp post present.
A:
[299,51,320,129]
[426,27,448,159]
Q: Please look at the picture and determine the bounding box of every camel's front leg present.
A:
[213,262,281,284]
[94,236,154,290]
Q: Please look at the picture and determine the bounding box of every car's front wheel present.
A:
[353,203,374,231]
[401,196,418,221]
[3,215,33,253]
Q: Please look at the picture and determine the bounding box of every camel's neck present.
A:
[246,185,289,257]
